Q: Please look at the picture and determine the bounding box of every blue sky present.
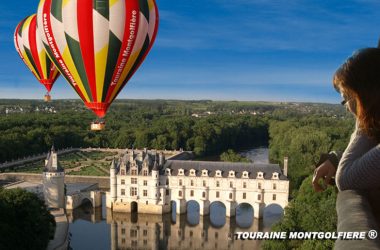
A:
[1,0,380,103]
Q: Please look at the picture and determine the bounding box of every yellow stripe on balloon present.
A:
[109,48,142,101]
[21,50,40,80]
[62,46,91,102]
[95,45,109,101]
[52,68,59,80]
[110,0,119,7]
[62,0,71,8]
[39,50,47,78]
[148,0,154,10]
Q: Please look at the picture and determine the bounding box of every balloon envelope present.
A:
[14,14,60,92]
[37,0,159,118]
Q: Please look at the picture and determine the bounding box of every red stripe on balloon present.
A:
[42,0,87,101]
[113,0,159,101]
[77,0,97,102]
[14,19,40,81]
[29,16,44,80]
[104,0,140,103]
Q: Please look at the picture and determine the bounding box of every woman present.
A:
[313,48,380,191]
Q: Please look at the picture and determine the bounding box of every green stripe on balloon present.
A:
[65,33,93,102]
[102,31,122,102]
[51,0,63,22]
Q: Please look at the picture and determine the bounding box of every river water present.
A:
[68,147,283,250]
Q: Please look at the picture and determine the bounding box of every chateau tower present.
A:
[110,158,117,203]
[42,146,65,208]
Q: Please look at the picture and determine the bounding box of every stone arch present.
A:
[131,201,138,213]
[80,197,93,207]
[186,200,200,226]
[264,203,284,227]
[209,201,226,228]
[236,203,254,228]
[170,201,177,224]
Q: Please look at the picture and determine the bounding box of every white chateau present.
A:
[106,149,289,218]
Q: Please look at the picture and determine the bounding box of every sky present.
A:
[1,0,380,103]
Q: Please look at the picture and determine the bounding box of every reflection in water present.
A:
[68,195,284,250]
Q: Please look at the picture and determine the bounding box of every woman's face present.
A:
[341,91,357,115]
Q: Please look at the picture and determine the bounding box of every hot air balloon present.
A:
[37,0,159,130]
[14,14,60,102]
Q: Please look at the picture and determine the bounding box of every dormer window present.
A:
[143,169,148,176]
[202,170,208,176]
[178,169,184,175]
[229,171,235,177]
[257,171,264,179]
[121,170,125,175]
[272,172,279,179]
[242,171,249,178]
[166,169,171,175]
[190,169,196,176]
[216,170,222,177]
[131,169,137,175]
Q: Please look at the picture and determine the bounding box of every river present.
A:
[68,147,284,250]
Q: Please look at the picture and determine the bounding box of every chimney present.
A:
[283,156,288,176]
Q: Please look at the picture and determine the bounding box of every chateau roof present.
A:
[44,148,64,173]
[164,160,287,180]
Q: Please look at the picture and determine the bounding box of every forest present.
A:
[0,99,355,249]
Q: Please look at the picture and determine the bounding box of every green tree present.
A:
[0,188,55,250]
[220,149,250,162]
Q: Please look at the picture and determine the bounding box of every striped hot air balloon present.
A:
[14,14,60,101]
[37,0,159,120]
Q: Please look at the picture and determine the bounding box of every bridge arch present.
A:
[186,200,200,226]
[80,197,94,207]
[209,201,226,228]
[264,203,284,227]
[170,200,177,224]
[236,202,254,228]
[131,201,138,213]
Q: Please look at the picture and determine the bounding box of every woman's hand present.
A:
[312,159,336,192]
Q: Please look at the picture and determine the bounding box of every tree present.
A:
[0,188,55,250]
[220,149,250,162]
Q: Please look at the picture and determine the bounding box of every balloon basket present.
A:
[91,120,105,131]
[44,94,51,102]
